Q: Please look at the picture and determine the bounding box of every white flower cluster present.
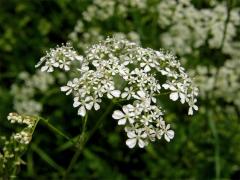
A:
[158,0,240,56]
[35,43,83,72]
[82,0,147,22]
[191,59,240,110]
[11,71,56,115]
[36,37,198,148]
[7,113,38,144]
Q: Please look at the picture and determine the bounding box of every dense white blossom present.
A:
[36,37,198,148]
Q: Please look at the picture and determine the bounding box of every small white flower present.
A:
[140,58,156,72]
[121,87,135,100]
[133,90,146,101]
[188,98,198,115]
[140,115,152,126]
[126,129,147,148]
[112,105,135,125]
[160,67,177,78]
[73,96,93,116]
[40,60,55,72]
[58,59,71,71]
[163,82,187,103]
[92,96,102,110]
[161,122,174,142]
[106,85,121,99]
[61,78,79,95]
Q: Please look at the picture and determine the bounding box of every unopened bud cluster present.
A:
[7,113,38,144]
[1,113,38,175]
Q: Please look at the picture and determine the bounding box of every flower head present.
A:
[36,37,198,148]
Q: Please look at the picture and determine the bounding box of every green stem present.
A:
[38,117,74,145]
[40,88,61,104]
[62,103,114,179]
[86,103,114,141]
[220,0,233,50]
[155,91,171,97]
[62,114,88,180]
[208,107,220,180]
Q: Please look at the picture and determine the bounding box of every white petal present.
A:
[85,102,93,110]
[35,59,44,68]
[64,65,70,71]
[61,86,70,92]
[112,110,125,120]
[170,92,178,101]
[126,138,137,148]
[133,94,140,100]
[111,90,121,97]
[141,132,148,138]
[144,65,151,72]
[122,106,129,114]
[160,70,168,75]
[67,81,73,86]
[188,107,193,115]
[180,93,186,104]
[193,105,198,111]
[140,62,145,67]
[169,85,177,91]
[127,131,136,138]
[78,106,86,116]
[53,62,59,67]
[107,93,113,99]
[66,90,72,95]
[94,103,100,111]
[76,55,83,61]
[162,84,170,89]
[164,134,170,142]
[118,118,126,125]
[126,104,134,111]
[48,67,54,72]
[121,92,128,98]
[85,96,93,102]
[137,90,145,98]
[128,118,135,124]
[166,130,174,139]
[138,139,145,148]
[152,97,157,103]
[73,96,79,102]
[73,101,81,107]
[41,66,48,72]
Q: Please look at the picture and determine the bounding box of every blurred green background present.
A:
[0,0,240,179]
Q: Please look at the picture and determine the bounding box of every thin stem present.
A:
[40,88,60,104]
[62,113,88,180]
[38,117,74,145]
[208,104,220,180]
[220,0,234,50]
[155,91,171,97]
[86,103,114,141]
[62,103,114,179]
